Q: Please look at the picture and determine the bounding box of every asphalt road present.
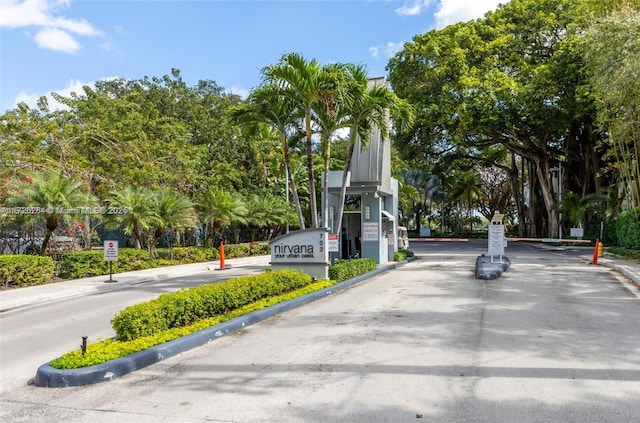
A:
[2,241,639,422]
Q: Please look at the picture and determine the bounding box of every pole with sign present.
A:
[104,240,118,283]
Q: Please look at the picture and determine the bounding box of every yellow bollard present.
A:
[597,241,604,257]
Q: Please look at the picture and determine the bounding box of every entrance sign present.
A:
[270,228,329,279]
[104,240,118,261]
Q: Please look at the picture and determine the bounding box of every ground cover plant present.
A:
[49,258,380,369]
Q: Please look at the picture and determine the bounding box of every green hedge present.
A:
[222,243,270,258]
[615,208,640,250]
[58,249,156,279]
[329,258,377,282]
[111,269,313,341]
[160,247,219,263]
[394,249,415,262]
[50,278,335,369]
[0,255,55,287]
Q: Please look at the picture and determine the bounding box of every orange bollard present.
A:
[218,241,226,270]
[591,239,599,264]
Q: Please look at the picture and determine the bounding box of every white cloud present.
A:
[434,0,507,28]
[369,41,404,60]
[10,78,108,111]
[228,85,250,99]
[34,27,80,53]
[0,0,102,53]
[395,0,433,16]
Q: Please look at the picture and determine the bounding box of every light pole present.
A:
[550,164,563,240]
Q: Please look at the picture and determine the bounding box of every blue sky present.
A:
[0,0,507,113]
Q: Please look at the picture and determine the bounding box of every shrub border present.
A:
[34,258,413,388]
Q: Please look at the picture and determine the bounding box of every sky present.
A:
[0,0,509,113]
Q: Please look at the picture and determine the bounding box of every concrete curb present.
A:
[475,255,511,280]
[34,259,413,388]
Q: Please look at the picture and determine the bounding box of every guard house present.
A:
[323,77,401,265]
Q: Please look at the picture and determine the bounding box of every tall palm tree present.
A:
[106,186,157,250]
[195,188,247,246]
[335,65,413,235]
[8,170,97,255]
[263,52,339,228]
[313,63,352,229]
[231,84,306,229]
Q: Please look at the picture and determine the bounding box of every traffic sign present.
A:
[104,240,119,261]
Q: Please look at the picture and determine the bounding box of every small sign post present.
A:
[328,233,339,253]
[104,240,118,283]
[488,213,505,263]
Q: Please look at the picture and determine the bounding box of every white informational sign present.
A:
[362,222,379,241]
[271,228,328,264]
[104,240,119,261]
[388,233,395,245]
[570,227,584,238]
[328,233,339,252]
[488,225,505,256]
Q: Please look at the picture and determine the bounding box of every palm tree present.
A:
[313,63,352,229]
[8,170,97,255]
[195,188,247,246]
[263,52,339,228]
[231,84,306,229]
[105,186,157,250]
[450,172,485,231]
[335,65,413,234]
[149,188,197,258]
[552,191,609,229]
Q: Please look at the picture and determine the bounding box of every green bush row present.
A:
[50,278,336,369]
[0,255,55,287]
[329,258,378,282]
[58,249,157,279]
[111,269,313,341]
[394,249,415,262]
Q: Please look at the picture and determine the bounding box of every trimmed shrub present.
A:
[615,208,640,250]
[166,247,218,263]
[0,255,55,287]
[329,258,377,282]
[394,249,414,262]
[111,269,312,341]
[58,249,156,279]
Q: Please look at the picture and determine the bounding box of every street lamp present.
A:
[549,164,563,240]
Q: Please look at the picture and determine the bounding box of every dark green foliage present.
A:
[58,249,156,279]
[394,249,415,262]
[328,258,377,282]
[111,269,312,341]
[615,208,640,249]
[0,255,55,287]
[584,219,617,246]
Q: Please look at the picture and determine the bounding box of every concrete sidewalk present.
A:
[0,255,271,312]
